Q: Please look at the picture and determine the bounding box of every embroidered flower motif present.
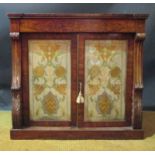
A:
[39,43,60,61]
[88,84,100,95]
[95,43,114,62]
[55,66,66,78]
[34,84,45,95]
[108,83,121,96]
[97,93,112,114]
[44,51,56,61]
[55,84,67,95]
[100,66,110,85]
[95,42,106,52]
[89,65,101,79]
[110,66,121,78]
[100,50,113,62]
[33,66,45,77]
[43,92,58,115]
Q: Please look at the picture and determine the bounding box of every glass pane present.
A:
[29,40,71,121]
[84,40,127,122]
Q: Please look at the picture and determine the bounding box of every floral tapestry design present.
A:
[29,40,71,121]
[84,40,127,121]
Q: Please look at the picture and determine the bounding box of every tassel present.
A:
[76,82,84,104]
[76,91,84,104]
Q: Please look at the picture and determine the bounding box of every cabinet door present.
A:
[78,34,134,127]
[22,34,77,126]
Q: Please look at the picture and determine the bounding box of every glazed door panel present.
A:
[22,34,77,126]
[29,40,71,121]
[78,34,134,127]
[84,40,127,122]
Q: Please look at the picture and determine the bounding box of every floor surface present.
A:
[0,111,155,151]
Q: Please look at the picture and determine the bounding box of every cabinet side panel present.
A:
[10,19,22,129]
[133,33,145,129]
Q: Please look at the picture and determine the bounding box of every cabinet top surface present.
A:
[8,13,148,19]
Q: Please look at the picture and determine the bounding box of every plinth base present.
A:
[10,126,144,139]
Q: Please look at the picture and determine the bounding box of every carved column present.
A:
[133,33,145,129]
[10,32,22,129]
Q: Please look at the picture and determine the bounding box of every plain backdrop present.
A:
[0,3,155,110]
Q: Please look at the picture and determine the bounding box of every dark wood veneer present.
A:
[9,13,148,139]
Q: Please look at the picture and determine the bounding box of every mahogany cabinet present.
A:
[8,13,148,139]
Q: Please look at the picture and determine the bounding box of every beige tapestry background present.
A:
[29,40,71,121]
[84,40,127,121]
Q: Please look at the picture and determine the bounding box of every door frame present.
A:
[77,33,134,127]
[21,33,78,127]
